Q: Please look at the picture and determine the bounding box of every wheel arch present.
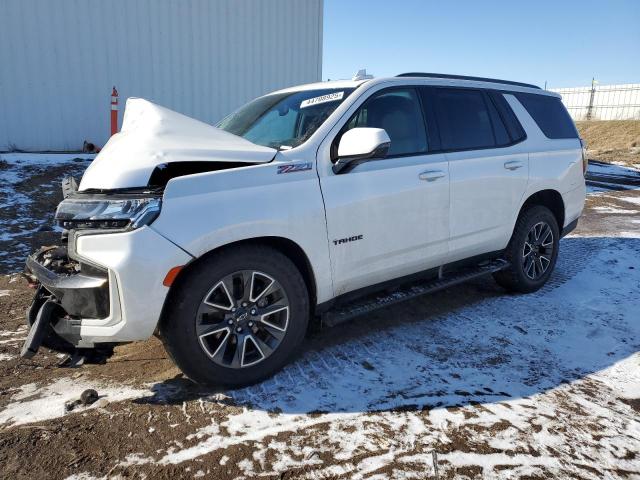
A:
[162,236,318,318]
[519,189,565,229]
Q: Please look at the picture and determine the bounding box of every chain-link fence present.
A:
[550,82,640,121]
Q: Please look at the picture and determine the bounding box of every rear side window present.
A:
[485,97,511,146]
[432,89,495,150]
[514,93,578,139]
[488,91,526,143]
[345,88,428,156]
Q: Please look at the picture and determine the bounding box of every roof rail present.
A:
[396,72,540,90]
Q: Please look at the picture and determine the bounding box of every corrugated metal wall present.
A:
[0,0,323,151]
[551,83,640,121]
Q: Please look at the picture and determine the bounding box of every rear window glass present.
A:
[514,93,578,139]
[433,89,495,150]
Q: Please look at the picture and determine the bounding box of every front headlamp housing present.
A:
[55,195,162,231]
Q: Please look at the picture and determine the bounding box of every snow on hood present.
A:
[79,98,276,191]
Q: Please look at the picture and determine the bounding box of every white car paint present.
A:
[337,127,390,157]
[80,98,276,191]
[63,76,585,344]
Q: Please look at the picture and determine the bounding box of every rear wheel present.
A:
[493,205,560,293]
[160,245,309,387]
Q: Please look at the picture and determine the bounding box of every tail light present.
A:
[580,138,588,176]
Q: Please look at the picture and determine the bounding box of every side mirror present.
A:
[333,128,391,174]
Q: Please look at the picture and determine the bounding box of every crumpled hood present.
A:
[79,98,276,191]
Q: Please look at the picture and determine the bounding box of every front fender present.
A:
[151,161,334,303]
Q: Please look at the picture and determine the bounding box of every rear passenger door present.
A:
[425,87,529,260]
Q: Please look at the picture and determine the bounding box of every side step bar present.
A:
[322,259,509,327]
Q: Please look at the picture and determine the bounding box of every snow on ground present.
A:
[586,161,640,194]
[0,153,94,272]
[0,377,150,427]
[587,160,640,177]
[131,236,637,478]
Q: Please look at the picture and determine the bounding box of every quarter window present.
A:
[433,89,495,151]
[345,88,428,157]
[514,93,578,139]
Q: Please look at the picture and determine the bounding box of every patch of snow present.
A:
[0,290,9,297]
[0,377,150,427]
[588,161,640,176]
[0,153,95,165]
[0,328,27,345]
[592,206,639,214]
[0,153,94,273]
[64,474,104,480]
[0,353,16,361]
[118,453,154,467]
[619,196,640,206]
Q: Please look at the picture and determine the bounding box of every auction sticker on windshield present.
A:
[300,91,344,109]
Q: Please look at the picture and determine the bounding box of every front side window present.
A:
[433,88,495,151]
[343,88,428,157]
[218,88,356,149]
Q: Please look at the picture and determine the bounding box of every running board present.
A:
[322,259,509,327]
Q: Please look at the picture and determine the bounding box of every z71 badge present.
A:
[277,162,313,174]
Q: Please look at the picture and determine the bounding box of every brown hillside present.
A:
[576,120,640,166]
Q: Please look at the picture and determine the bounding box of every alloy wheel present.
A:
[522,221,554,280]
[195,270,290,368]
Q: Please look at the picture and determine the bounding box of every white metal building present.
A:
[0,0,323,151]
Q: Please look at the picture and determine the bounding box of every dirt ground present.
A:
[576,120,640,168]
[0,153,639,479]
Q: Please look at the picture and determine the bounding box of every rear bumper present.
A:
[26,226,193,348]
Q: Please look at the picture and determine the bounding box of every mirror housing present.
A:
[333,128,391,174]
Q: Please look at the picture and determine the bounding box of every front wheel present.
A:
[160,245,309,387]
[493,205,560,293]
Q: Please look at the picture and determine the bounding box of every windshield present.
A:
[217,88,356,149]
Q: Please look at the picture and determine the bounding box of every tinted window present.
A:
[346,88,428,156]
[485,97,511,146]
[515,93,578,139]
[433,89,495,150]
[488,91,526,143]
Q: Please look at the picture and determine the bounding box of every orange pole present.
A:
[110,86,119,136]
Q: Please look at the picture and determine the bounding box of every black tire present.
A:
[493,205,560,293]
[160,245,309,387]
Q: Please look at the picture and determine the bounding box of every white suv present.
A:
[23,73,586,386]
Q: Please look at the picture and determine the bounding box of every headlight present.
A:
[55,195,162,231]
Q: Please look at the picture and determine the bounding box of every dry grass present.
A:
[576,120,640,150]
[576,120,640,167]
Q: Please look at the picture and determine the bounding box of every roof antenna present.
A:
[352,69,374,81]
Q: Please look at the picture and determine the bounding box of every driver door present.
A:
[317,87,450,296]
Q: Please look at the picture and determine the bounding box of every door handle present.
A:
[419,170,446,182]
[504,160,524,171]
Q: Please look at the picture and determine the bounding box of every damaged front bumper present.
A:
[22,226,194,359]
[26,246,110,319]
[22,246,111,357]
